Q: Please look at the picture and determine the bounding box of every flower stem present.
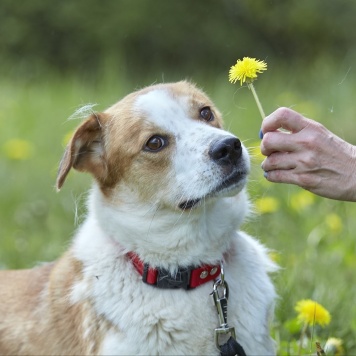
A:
[247,82,266,120]
[298,323,308,356]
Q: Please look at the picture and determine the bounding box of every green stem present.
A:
[247,82,265,120]
[298,323,308,356]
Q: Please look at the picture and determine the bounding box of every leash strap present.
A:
[212,263,247,356]
[219,337,247,356]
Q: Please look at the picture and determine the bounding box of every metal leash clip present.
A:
[211,263,236,350]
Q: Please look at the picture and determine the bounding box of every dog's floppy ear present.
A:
[56,113,109,190]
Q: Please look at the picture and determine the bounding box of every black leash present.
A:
[211,263,247,356]
[219,336,247,356]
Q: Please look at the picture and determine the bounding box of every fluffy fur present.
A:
[0,81,277,355]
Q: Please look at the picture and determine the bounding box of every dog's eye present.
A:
[145,135,166,152]
[200,107,214,122]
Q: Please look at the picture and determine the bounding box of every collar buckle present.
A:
[157,266,191,289]
[129,252,220,290]
[143,263,191,289]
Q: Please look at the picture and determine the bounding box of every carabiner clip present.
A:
[214,326,237,351]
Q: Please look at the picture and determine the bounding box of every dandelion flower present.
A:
[290,190,315,212]
[3,139,34,160]
[255,196,280,214]
[324,338,344,355]
[295,299,331,327]
[228,57,267,120]
[248,141,265,163]
[229,57,267,85]
[325,213,343,234]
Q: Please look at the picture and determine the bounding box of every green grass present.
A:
[1,64,356,353]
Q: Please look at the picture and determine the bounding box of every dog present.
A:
[0,81,277,355]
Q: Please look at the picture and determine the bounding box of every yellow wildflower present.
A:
[248,141,264,163]
[255,196,279,214]
[325,213,343,234]
[295,299,331,327]
[324,338,344,355]
[290,190,315,212]
[229,57,267,85]
[3,139,34,160]
[268,251,280,263]
[228,57,267,120]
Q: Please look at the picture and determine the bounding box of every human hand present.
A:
[260,107,356,201]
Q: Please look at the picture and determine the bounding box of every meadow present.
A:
[1,62,356,354]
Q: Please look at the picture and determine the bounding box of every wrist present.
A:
[343,144,356,202]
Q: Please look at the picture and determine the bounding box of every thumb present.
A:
[262,107,309,134]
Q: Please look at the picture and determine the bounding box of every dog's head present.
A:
[57,81,250,212]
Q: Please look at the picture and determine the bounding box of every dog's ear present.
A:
[56,113,109,190]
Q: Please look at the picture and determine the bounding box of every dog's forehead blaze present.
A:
[131,82,223,130]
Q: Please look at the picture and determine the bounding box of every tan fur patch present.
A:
[0,252,114,355]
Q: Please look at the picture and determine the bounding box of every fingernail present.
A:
[263,171,268,179]
[259,129,263,139]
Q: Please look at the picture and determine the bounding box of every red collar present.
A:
[127,252,221,290]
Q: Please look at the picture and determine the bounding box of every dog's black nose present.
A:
[209,137,242,166]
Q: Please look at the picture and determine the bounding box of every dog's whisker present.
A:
[145,203,161,241]
[172,181,198,227]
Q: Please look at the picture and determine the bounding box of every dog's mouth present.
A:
[178,170,247,210]
[178,198,201,210]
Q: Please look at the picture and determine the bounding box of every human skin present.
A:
[260,107,356,201]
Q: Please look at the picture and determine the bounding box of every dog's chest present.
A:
[100,290,219,354]
[78,269,220,354]
[71,252,275,355]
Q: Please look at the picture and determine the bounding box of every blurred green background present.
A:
[1,0,356,353]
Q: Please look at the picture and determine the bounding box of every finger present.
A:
[260,130,299,156]
[264,168,299,186]
[262,107,311,134]
[261,152,297,172]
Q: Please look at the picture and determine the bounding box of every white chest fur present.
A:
[71,219,276,355]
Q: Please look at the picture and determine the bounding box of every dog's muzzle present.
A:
[178,136,246,211]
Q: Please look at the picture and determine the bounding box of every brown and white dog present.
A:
[0,81,277,355]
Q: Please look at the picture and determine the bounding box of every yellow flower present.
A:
[248,141,264,163]
[289,190,315,212]
[325,213,343,234]
[228,57,267,120]
[324,338,344,355]
[3,139,34,160]
[295,299,331,327]
[255,196,280,214]
[268,251,280,263]
[229,57,267,85]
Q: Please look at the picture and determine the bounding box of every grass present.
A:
[1,63,356,353]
